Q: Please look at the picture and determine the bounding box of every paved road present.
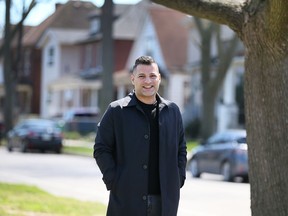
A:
[0,147,251,216]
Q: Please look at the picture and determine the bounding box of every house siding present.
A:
[115,40,133,71]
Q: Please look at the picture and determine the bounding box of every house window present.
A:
[90,18,100,35]
[48,47,55,66]
[84,45,93,69]
[81,89,91,107]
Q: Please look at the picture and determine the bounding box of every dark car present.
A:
[59,107,100,135]
[187,129,248,182]
[7,118,63,153]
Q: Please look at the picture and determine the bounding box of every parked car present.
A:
[7,118,63,153]
[187,129,248,182]
[60,107,100,135]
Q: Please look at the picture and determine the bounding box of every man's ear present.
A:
[130,74,135,85]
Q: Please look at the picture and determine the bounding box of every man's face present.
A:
[131,63,161,104]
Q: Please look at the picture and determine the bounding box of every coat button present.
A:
[143,164,148,170]
[144,134,149,139]
[142,195,147,200]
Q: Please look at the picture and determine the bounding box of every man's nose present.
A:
[144,77,152,83]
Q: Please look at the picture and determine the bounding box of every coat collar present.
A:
[122,91,169,110]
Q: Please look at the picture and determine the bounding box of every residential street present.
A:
[0,147,251,216]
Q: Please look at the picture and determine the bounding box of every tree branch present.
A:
[152,0,246,35]
[211,34,239,92]
[0,0,37,57]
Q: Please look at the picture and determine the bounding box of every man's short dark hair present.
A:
[132,56,156,72]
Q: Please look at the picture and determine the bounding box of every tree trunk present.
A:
[195,19,240,139]
[3,0,15,134]
[201,91,217,139]
[1,0,37,135]
[243,10,288,215]
[99,0,114,115]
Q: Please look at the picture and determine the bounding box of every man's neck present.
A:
[135,94,156,105]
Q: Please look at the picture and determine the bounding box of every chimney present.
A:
[55,3,63,10]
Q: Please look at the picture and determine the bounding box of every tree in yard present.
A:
[193,17,240,139]
[1,0,36,134]
[152,0,288,215]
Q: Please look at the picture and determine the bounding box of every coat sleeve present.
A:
[177,108,187,188]
[93,105,116,191]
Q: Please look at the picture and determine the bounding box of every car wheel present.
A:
[242,175,249,183]
[21,140,28,153]
[7,140,13,152]
[40,149,46,153]
[189,159,201,178]
[221,161,233,182]
[55,147,62,154]
[7,146,13,152]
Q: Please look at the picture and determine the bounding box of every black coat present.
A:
[94,92,187,216]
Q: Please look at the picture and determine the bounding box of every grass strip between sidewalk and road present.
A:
[63,145,93,157]
[63,140,198,157]
[0,182,106,216]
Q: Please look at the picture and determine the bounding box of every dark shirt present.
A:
[137,98,161,195]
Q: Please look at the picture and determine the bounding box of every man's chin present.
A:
[142,91,155,97]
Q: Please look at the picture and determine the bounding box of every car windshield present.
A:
[206,130,246,144]
[25,120,58,129]
[237,137,246,144]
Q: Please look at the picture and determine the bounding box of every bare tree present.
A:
[1,0,36,134]
[0,0,36,57]
[153,0,288,215]
[193,18,240,139]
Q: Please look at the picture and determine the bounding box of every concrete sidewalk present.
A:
[63,139,94,148]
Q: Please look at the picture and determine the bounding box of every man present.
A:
[94,56,187,216]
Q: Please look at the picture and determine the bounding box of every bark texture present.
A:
[243,2,288,215]
[153,0,288,215]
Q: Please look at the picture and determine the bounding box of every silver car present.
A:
[187,129,248,182]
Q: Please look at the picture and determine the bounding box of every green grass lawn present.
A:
[186,140,199,152]
[63,145,93,157]
[63,140,198,157]
[0,183,106,216]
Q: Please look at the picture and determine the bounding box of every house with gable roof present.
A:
[42,2,135,118]
[0,0,98,120]
[125,2,191,111]
[35,1,100,118]
[44,0,192,119]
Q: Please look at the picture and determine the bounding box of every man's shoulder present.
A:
[159,96,179,109]
[109,94,133,108]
